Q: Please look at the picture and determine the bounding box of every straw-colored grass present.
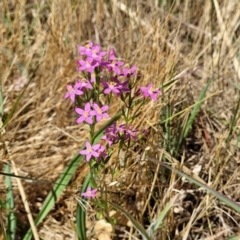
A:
[1,0,240,239]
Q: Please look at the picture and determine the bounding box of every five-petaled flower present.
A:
[85,44,107,62]
[140,84,161,101]
[79,141,100,162]
[64,83,83,103]
[106,48,124,75]
[101,77,122,95]
[96,145,107,161]
[81,187,97,199]
[122,65,136,77]
[75,102,94,124]
[78,59,99,73]
[115,80,130,96]
[77,79,93,90]
[92,103,109,122]
[78,42,93,56]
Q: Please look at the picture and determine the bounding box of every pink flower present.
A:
[106,48,124,75]
[77,79,93,90]
[109,48,116,61]
[102,122,139,146]
[77,59,99,73]
[92,103,109,122]
[140,84,161,101]
[79,141,100,162]
[64,83,83,102]
[101,77,123,95]
[107,61,124,75]
[96,145,107,161]
[81,187,97,199]
[116,80,130,96]
[122,65,136,77]
[75,102,94,124]
[124,125,138,141]
[101,122,120,145]
[85,45,107,62]
[78,42,93,56]
[116,124,138,140]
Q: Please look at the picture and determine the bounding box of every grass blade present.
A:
[2,50,44,129]
[76,173,91,240]
[147,197,176,237]
[5,164,16,240]
[0,61,16,240]
[108,201,151,240]
[228,236,240,240]
[183,79,212,138]
[226,97,240,145]
[226,79,240,91]
[148,158,240,213]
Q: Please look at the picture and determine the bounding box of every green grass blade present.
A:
[2,51,43,129]
[183,79,212,138]
[226,97,240,145]
[4,164,16,240]
[76,173,91,240]
[108,201,151,240]
[0,171,50,183]
[228,236,240,240]
[0,84,4,117]
[147,198,175,237]
[148,158,240,213]
[226,79,240,91]
[0,61,16,240]
[162,77,177,90]
[233,135,240,153]
[160,91,220,125]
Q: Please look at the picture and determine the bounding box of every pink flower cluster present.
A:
[64,43,161,198]
[64,42,160,103]
[102,122,138,146]
[64,42,161,161]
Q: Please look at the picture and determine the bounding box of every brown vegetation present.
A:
[1,0,240,239]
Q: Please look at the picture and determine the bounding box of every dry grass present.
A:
[0,0,240,239]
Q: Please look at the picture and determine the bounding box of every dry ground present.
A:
[1,0,240,239]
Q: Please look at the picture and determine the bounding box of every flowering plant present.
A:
[64,42,161,199]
